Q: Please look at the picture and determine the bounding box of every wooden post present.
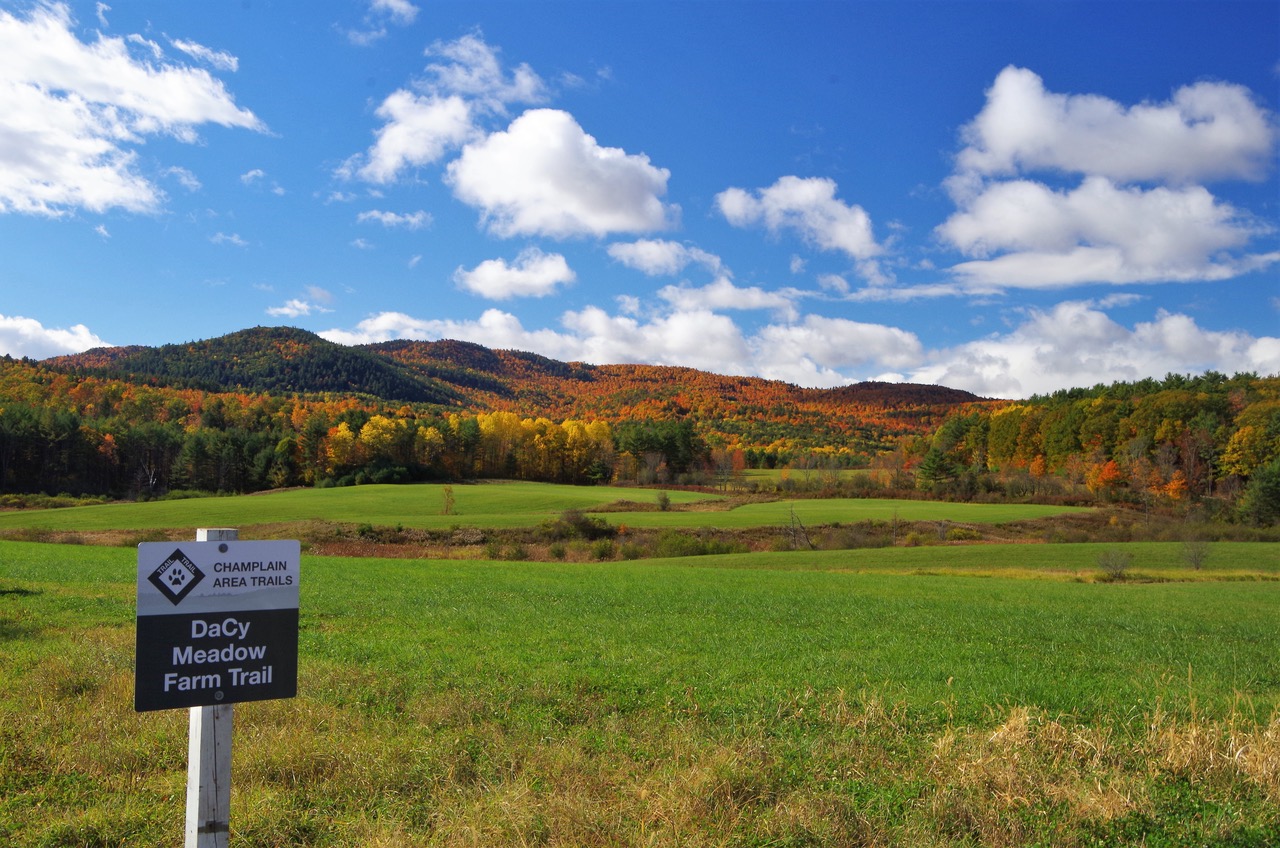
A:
[186,528,237,848]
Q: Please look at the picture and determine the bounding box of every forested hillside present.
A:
[6,326,976,498]
[7,326,1278,523]
[914,372,1280,524]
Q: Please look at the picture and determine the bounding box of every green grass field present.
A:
[2,532,1278,846]
[0,480,1088,533]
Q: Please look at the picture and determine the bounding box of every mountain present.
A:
[42,326,983,448]
[46,326,461,405]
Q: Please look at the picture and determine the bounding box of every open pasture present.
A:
[0,480,1088,535]
[0,482,710,532]
[2,538,1278,846]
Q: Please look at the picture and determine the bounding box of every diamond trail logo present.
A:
[148,548,205,605]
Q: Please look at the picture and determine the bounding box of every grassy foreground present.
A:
[2,540,1278,846]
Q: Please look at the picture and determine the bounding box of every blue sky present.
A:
[1,0,1276,398]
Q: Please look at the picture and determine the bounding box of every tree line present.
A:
[907,371,1280,524]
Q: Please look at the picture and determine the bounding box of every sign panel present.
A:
[136,540,300,712]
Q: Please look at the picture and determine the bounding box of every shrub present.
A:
[591,539,615,561]
[656,491,672,512]
[1181,540,1211,570]
[1096,548,1133,580]
[541,509,615,541]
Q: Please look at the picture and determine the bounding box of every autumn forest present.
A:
[0,326,1277,525]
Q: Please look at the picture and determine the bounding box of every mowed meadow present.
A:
[2,483,1278,846]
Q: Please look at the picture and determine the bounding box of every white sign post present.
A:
[136,529,300,848]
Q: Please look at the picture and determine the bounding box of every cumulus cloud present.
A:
[447,108,674,238]
[341,33,544,183]
[908,301,1280,398]
[0,3,263,217]
[0,313,109,359]
[955,66,1277,186]
[357,209,432,229]
[345,92,474,183]
[319,309,580,359]
[717,176,880,262]
[657,278,797,321]
[939,176,1271,287]
[453,247,576,299]
[318,294,1279,398]
[607,239,724,276]
[940,67,1279,290]
[755,316,923,373]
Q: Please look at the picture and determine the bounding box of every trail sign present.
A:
[136,539,300,712]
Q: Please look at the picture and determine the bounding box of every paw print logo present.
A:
[148,549,205,605]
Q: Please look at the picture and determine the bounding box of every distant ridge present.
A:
[46,326,459,405]
[45,326,984,425]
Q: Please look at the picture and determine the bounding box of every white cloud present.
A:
[562,307,752,372]
[320,309,580,359]
[318,296,1279,398]
[267,289,333,318]
[345,92,474,183]
[908,301,1280,398]
[95,2,109,27]
[169,38,239,72]
[955,66,1277,186]
[371,0,419,26]
[754,316,924,375]
[350,238,374,250]
[607,239,723,276]
[657,278,797,321]
[241,168,284,195]
[939,176,1273,288]
[357,209,432,229]
[210,232,247,247]
[266,299,316,318]
[447,108,673,238]
[716,176,880,261]
[0,3,263,217]
[818,274,849,294]
[0,313,109,359]
[94,224,110,239]
[165,166,202,192]
[938,67,1280,290]
[127,33,162,61]
[342,34,545,183]
[453,247,575,299]
[345,0,420,44]
[425,33,545,111]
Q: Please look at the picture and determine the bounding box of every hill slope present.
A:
[46,326,461,405]
[41,326,983,452]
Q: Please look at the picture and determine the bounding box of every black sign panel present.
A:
[135,609,299,712]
